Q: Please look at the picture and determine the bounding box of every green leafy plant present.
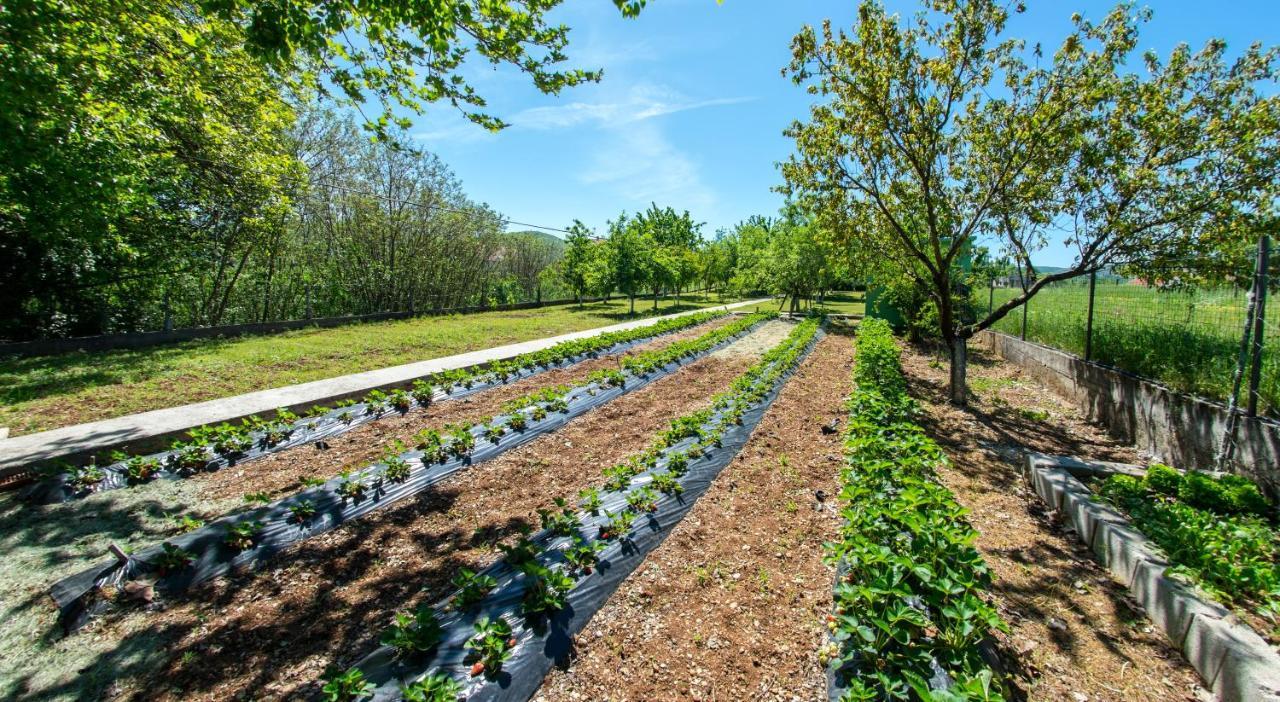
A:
[168,442,209,474]
[498,532,542,567]
[400,673,463,702]
[519,563,575,617]
[531,405,548,421]
[598,509,635,540]
[507,413,528,432]
[224,521,264,552]
[243,491,272,505]
[448,425,475,459]
[410,380,435,407]
[563,537,604,575]
[337,471,368,502]
[415,428,449,463]
[625,486,659,513]
[450,568,498,610]
[289,500,317,523]
[537,497,580,537]
[299,475,326,488]
[173,514,204,533]
[651,471,683,495]
[577,487,603,515]
[68,464,105,491]
[153,542,194,576]
[665,452,689,476]
[321,666,374,702]
[482,422,506,444]
[464,615,516,678]
[380,603,444,657]
[114,453,161,484]
[383,455,412,483]
[388,389,414,413]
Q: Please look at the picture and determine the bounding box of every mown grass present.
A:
[0,293,755,435]
[983,284,1280,414]
[813,291,866,316]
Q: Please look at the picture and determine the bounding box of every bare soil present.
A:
[89,335,766,701]
[536,329,853,702]
[175,316,734,504]
[899,342,1206,702]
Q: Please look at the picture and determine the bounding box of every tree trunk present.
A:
[949,337,968,406]
[629,293,635,315]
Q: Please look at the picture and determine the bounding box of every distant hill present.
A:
[504,229,566,252]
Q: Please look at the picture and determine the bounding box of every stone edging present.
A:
[1023,453,1280,702]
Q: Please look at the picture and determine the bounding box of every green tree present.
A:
[561,220,598,306]
[607,213,655,315]
[782,0,1280,405]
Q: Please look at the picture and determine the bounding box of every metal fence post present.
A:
[1084,269,1097,361]
[1021,294,1028,341]
[1248,235,1270,417]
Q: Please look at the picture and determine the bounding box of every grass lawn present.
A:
[983,283,1279,414]
[0,293,755,435]
[813,290,866,316]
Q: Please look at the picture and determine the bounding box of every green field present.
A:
[983,283,1278,414]
[813,291,867,316]
[0,293,754,435]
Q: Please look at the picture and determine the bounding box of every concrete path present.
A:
[0,299,771,475]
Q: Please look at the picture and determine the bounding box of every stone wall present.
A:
[976,330,1280,498]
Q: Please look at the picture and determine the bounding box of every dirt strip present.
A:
[40,325,787,702]
[899,343,1205,702]
[536,329,853,702]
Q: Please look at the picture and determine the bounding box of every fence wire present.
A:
[978,251,1280,417]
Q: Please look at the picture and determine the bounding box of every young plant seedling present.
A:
[173,513,204,533]
[153,542,194,576]
[498,531,541,567]
[415,428,449,463]
[114,453,161,485]
[625,486,659,514]
[299,475,327,489]
[337,471,368,502]
[383,455,412,483]
[380,603,444,658]
[530,405,548,422]
[563,537,604,575]
[599,509,635,540]
[464,616,516,678]
[482,422,505,445]
[388,389,413,413]
[448,425,475,459]
[537,498,580,537]
[507,413,528,432]
[321,666,374,702]
[450,568,498,610]
[577,487,603,515]
[243,491,272,506]
[168,442,209,474]
[651,471,683,495]
[224,521,264,552]
[519,563,575,617]
[68,464,105,491]
[400,673,463,702]
[289,500,317,524]
[410,380,435,407]
[666,452,690,476]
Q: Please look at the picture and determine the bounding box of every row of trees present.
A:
[555,205,855,313]
[0,0,649,341]
[782,0,1280,403]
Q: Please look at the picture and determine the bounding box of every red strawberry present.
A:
[470,662,485,677]
[507,637,517,648]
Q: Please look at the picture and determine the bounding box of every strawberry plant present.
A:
[380,603,444,657]
[289,500,317,523]
[482,422,506,444]
[365,389,390,415]
[448,425,475,458]
[498,532,541,567]
[410,379,435,407]
[299,475,326,488]
[507,413,528,432]
[68,464,105,491]
[168,443,209,474]
[383,455,412,483]
[589,368,625,389]
[153,542,194,576]
[651,471,683,495]
[599,509,635,540]
[224,521,264,552]
[537,498,580,537]
[338,409,354,424]
[545,396,569,413]
[563,537,604,575]
[414,428,449,463]
[114,453,161,484]
[337,472,368,502]
[321,667,374,701]
[577,487,603,515]
[388,389,413,413]
[173,513,204,533]
[400,673,463,702]
[665,452,689,476]
[450,568,498,610]
[530,405,548,422]
[602,464,634,492]
[625,486,659,513]
[243,491,272,505]
[464,615,515,678]
[519,563,575,617]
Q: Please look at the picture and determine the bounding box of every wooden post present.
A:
[1084,270,1097,362]
[1248,235,1270,417]
[987,280,994,318]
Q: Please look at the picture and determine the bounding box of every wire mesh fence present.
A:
[977,243,1280,418]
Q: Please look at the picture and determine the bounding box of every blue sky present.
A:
[410,0,1279,267]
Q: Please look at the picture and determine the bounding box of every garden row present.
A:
[50,313,774,635]
[823,318,1008,701]
[319,317,825,701]
[32,310,732,504]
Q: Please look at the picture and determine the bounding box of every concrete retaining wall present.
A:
[976,330,1280,498]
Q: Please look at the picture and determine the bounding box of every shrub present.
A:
[1145,463,1181,496]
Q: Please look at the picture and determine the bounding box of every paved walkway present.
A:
[0,299,770,474]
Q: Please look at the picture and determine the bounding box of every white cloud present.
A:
[512,85,754,130]
[581,120,717,213]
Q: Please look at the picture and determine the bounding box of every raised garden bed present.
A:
[49,314,774,635]
[1024,454,1280,702]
